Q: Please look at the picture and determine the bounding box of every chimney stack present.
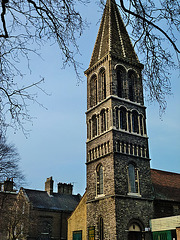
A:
[58,183,73,195]
[45,177,54,195]
[3,178,14,192]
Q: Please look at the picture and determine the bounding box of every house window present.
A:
[40,217,52,237]
[73,231,82,240]
[128,163,140,194]
[97,164,103,195]
[99,217,104,240]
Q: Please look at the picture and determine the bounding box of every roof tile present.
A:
[151,169,180,202]
[23,188,81,212]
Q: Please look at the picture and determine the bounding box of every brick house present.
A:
[19,177,81,240]
[151,169,180,219]
[1,177,80,240]
[0,178,17,240]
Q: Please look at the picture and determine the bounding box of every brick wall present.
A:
[68,193,87,240]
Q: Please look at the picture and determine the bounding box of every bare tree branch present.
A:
[0,0,9,38]
[119,0,180,53]
[0,0,88,133]
[0,135,25,186]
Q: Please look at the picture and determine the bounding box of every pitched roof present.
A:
[89,0,139,68]
[22,188,81,212]
[151,169,180,202]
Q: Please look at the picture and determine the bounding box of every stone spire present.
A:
[89,0,139,68]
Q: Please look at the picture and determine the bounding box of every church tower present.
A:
[85,0,154,239]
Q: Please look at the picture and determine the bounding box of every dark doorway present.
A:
[128,231,142,240]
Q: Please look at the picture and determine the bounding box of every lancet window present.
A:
[128,163,140,194]
[128,70,137,102]
[90,75,97,107]
[96,164,104,195]
[99,68,106,102]
[120,107,127,130]
[99,217,104,240]
[92,115,97,138]
[116,65,126,98]
[100,109,106,133]
[132,110,139,133]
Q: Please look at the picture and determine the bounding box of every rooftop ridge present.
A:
[151,168,180,176]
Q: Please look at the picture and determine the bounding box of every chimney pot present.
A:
[45,177,54,195]
[3,178,14,192]
[57,182,73,195]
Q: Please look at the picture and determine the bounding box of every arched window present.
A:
[99,217,104,240]
[89,120,92,139]
[128,163,140,194]
[99,69,106,101]
[132,110,139,133]
[128,164,136,193]
[115,108,119,129]
[92,115,97,138]
[120,107,127,130]
[140,115,143,135]
[128,70,137,102]
[90,75,97,107]
[116,65,126,98]
[143,118,147,135]
[100,109,106,133]
[97,164,103,195]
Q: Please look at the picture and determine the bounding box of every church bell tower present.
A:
[85,0,154,239]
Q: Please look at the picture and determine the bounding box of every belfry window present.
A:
[143,118,147,135]
[97,164,103,195]
[128,70,137,102]
[128,163,140,194]
[92,115,97,138]
[132,110,139,133]
[120,107,127,130]
[90,75,97,107]
[117,65,126,98]
[140,115,143,135]
[100,109,106,133]
[99,69,106,101]
[115,108,119,129]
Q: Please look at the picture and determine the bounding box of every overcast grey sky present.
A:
[7,1,180,195]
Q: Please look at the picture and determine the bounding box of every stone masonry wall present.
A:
[115,197,154,240]
[114,153,153,198]
[87,197,117,240]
